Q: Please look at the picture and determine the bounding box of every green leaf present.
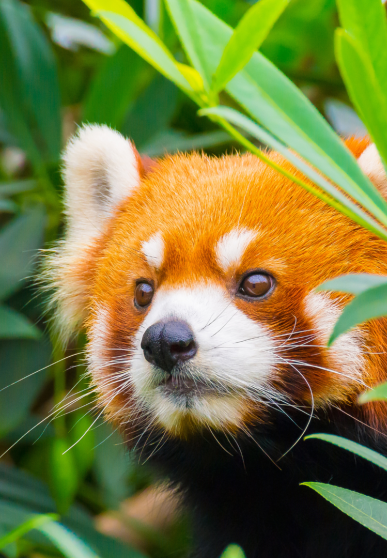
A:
[317,273,387,296]
[221,545,246,558]
[0,180,36,197]
[335,29,387,173]
[93,421,131,508]
[191,0,387,227]
[83,45,151,129]
[121,74,178,147]
[336,0,387,95]
[0,0,61,168]
[212,0,289,94]
[0,337,51,436]
[305,434,387,472]
[303,482,387,540]
[48,437,79,516]
[200,106,387,241]
[0,305,41,339]
[38,522,101,558]
[82,0,191,92]
[0,513,58,550]
[68,411,95,480]
[0,207,46,300]
[164,0,210,90]
[329,282,387,345]
[359,382,387,404]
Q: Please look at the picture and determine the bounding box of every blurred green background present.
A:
[0,0,367,556]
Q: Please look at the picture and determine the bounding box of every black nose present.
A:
[141,320,197,373]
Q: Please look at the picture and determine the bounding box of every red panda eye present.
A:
[135,282,154,308]
[238,273,273,299]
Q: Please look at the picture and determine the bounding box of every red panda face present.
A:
[48,126,387,440]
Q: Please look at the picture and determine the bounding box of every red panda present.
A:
[46,126,387,557]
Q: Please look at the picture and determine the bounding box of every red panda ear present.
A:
[357,143,387,196]
[63,124,142,242]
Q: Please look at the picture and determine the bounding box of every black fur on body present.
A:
[130,409,387,558]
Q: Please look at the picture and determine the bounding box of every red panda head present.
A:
[47,126,387,440]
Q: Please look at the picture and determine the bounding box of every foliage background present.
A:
[0,0,371,556]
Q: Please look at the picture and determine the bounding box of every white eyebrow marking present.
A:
[142,232,164,269]
[216,228,257,272]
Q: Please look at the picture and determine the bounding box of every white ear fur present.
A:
[63,124,141,241]
[43,125,142,340]
[358,143,387,195]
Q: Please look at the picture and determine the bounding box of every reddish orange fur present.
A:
[67,138,387,436]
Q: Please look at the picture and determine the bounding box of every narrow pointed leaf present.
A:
[335,30,387,172]
[336,0,387,95]
[303,483,387,540]
[38,522,101,558]
[82,0,191,92]
[191,0,387,226]
[212,0,289,93]
[329,283,387,345]
[317,274,387,295]
[201,106,387,241]
[0,514,57,550]
[305,434,387,472]
[164,0,210,89]
[359,382,387,404]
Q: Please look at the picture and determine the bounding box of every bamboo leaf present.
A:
[0,306,41,340]
[303,483,387,540]
[305,434,387,472]
[191,0,387,227]
[164,0,210,90]
[0,514,57,549]
[82,0,191,92]
[317,273,387,296]
[335,29,387,173]
[212,0,289,94]
[359,382,387,404]
[201,106,387,241]
[329,283,387,345]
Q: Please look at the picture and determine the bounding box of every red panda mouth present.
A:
[159,376,217,397]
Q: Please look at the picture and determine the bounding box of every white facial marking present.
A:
[142,232,164,269]
[304,292,364,393]
[129,285,278,432]
[216,228,257,272]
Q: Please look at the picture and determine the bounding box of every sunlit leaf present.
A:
[335,30,387,172]
[303,483,387,540]
[0,513,57,550]
[359,382,387,404]
[164,0,211,89]
[212,0,289,93]
[221,544,246,558]
[336,0,387,95]
[317,273,387,295]
[81,0,191,92]
[191,0,387,227]
[39,522,101,558]
[201,106,387,241]
[305,434,387,472]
